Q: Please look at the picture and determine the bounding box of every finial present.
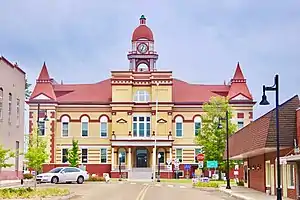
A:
[140,15,146,25]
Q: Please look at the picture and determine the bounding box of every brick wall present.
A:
[248,154,265,192]
[297,108,300,143]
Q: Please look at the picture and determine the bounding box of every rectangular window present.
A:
[288,164,295,188]
[0,88,3,120]
[82,122,88,137]
[62,149,68,163]
[100,148,107,163]
[265,161,271,187]
[16,99,20,126]
[176,149,183,162]
[158,152,165,164]
[176,123,183,137]
[8,93,12,123]
[38,121,45,136]
[237,121,244,129]
[194,122,201,136]
[194,148,202,163]
[62,122,69,137]
[133,115,151,137]
[133,122,137,137]
[100,122,107,137]
[15,141,20,171]
[81,149,88,163]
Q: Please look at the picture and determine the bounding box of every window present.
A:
[175,148,183,163]
[100,148,107,163]
[0,88,3,120]
[133,116,151,137]
[158,151,165,164]
[288,164,295,188]
[16,99,20,126]
[194,116,201,136]
[8,93,12,123]
[15,141,20,171]
[118,148,126,164]
[194,148,202,163]
[63,168,80,173]
[237,121,244,129]
[81,149,88,163]
[133,90,150,102]
[38,121,45,136]
[62,149,68,163]
[265,161,271,187]
[61,116,70,137]
[175,116,183,137]
[100,116,108,137]
[81,116,89,137]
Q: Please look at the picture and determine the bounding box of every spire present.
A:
[232,62,245,80]
[140,15,146,25]
[37,62,50,81]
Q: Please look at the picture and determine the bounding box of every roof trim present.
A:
[0,56,26,75]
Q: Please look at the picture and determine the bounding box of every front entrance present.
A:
[136,148,148,168]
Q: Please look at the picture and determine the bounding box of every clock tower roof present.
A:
[132,15,154,42]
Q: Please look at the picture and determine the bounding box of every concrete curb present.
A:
[218,188,254,200]
[56,192,77,200]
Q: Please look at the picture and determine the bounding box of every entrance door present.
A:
[136,148,148,168]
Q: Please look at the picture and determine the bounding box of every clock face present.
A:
[138,43,148,53]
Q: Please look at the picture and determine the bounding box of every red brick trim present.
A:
[98,114,112,122]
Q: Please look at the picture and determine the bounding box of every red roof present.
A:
[232,62,245,80]
[132,15,154,41]
[38,62,50,80]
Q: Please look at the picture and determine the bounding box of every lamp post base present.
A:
[226,185,231,189]
[276,188,282,200]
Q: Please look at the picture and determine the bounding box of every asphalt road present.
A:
[46,181,237,200]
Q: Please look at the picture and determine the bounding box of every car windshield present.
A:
[48,167,63,173]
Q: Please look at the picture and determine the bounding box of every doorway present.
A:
[136,148,148,168]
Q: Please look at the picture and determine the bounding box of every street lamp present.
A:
[118,153,122,181]
[153,82,159,182]
[259,74,281,200]
[218,110,231,189]
[157,153,161,182]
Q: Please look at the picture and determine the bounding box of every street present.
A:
[43,182,236,200]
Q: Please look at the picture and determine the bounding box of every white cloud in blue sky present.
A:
[1,0,299,119]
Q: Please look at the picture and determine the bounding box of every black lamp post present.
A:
[259,74,281,200]
[157,153,161,182]
[118,153,122,181]
[218,110,231,189]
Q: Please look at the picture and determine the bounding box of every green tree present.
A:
[68,139,80,167]
[25,128,48,189]
[0,145,15,172]
[25,78,32,100]
[195,96,237,177]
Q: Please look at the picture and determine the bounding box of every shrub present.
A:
[0,187,69,199]
[23,173,33,179]
[237,180,244,186]
[194,181,219,188]
[88,175,105,182]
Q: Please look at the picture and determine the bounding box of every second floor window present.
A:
[100,116,108,137]
[194,116,201,136]
[134,90,150,102]
[175,116,183,137]
[61,116,70,137]
[8,93,12,123]
[81,116,89,137]
[0,88,3,120]
[133,116,151,137]
[16,99,20,126]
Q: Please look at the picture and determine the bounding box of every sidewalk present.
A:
[0,179,33,188]
[219,186,293,200]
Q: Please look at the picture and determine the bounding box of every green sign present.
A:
[207,161,218,168]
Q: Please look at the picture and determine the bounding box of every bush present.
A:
[23,173,33,179]
[237,180,244,186]
[0,187,69,199]
[194,181,219,188]
[88,175,105,182]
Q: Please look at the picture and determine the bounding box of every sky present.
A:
[0,0,299,120]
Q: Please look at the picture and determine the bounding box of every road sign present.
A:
[184,164,191,170]
[198,161,204,169]
[166,159,172,166]
[197,153,205,161]
[207,161,218,168]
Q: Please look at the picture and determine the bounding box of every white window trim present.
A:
[16,98,20,127]
[132,114,151,138]
[265,160,271,187]
[38,118,46,137]
[61,116,70,138]
[287,164,295,189]
[100,148,108,164]
[100,116,108,138]
[61,148,69,164]
[175,148,183,162]
[175,116,183,138]
[194,116,201,137]
[81,116,89,138]
[133,90,150,103]
[81,148,88,164]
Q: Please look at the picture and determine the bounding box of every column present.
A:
[111,147,114,171]
[128,148,132,170]
[169,148,172,160]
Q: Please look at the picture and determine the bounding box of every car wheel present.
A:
[51,176,59,184]
[77,176,84,184]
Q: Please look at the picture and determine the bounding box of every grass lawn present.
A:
[0,187,69,199]
[160,178,237,186]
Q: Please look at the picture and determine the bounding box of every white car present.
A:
[36,167,89,184]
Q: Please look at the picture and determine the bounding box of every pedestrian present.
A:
[105,173,110,183]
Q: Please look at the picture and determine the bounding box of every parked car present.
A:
[36,167,89,184]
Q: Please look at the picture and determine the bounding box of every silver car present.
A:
[36,167,89,184]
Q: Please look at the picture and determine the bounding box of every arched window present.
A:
[8,93,12,123]
[137,63,149,72]
[81,116,89,137]
[100,116,108,138]
[0,88,3,120]
[61,115,70,137]
[194,116,202,136]
[118,148,126,164]
[175,116,183,137]
[134,90,150,102]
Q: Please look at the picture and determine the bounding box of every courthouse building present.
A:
[27,15,255,178]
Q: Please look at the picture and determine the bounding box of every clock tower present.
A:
[127,15,158,72]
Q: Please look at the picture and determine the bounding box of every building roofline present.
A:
[0,56,26,75]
